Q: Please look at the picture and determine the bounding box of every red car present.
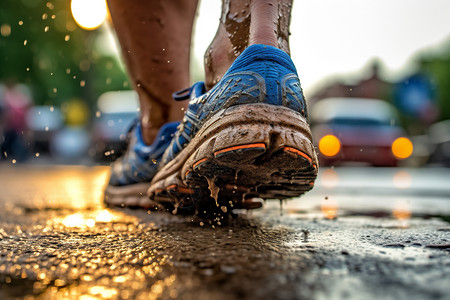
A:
[310,98,413,167]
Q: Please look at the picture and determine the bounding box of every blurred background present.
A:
[0,0,449,167]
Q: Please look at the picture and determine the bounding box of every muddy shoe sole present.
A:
[105,183,164,210]
[148,103,318,210]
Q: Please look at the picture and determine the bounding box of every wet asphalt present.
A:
[0,165,449,300]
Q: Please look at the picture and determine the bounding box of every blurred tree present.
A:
[417,47,450,121]
[0,0,129,112]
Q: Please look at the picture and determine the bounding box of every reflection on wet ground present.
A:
[0,165,449,299]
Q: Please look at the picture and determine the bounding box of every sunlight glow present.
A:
[71,0,107,30]
[62,213,86,228]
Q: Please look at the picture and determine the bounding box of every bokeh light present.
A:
[320,168,339,189]
[393,170,412,189]
[71,0,108,30]
[321,197,338,220]
[391,137,413,159]
[392,199,412,221]
[319,135,341,157]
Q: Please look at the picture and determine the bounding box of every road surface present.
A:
[0,164,449,299]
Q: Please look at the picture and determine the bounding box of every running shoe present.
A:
[104,121,179,208]
[148,44,318,211]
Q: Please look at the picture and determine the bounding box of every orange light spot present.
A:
[392,200,411,221]
[319,135,341,157]
[391,137,413,159]
[321,197,338,220]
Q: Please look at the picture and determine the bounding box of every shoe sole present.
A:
[148,103,318,210]
[104,183,164,210]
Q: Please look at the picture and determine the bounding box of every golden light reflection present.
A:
[112,275,127,283]
[87,286,118,299]
[391,137,413,160]
[59,209,118,229]
[62,213,86,228]
[321,197,338,220]
[392,199,412,221]
[320,168,339,189]
[393,170,412,189]
[96,209,114,222]
[319,135,341,157]
[71,0,108,30]
[145,275,177,299]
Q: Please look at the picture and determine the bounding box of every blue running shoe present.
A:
[148,45,318,211]
[104,121,179,208]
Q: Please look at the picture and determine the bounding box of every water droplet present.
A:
[51,14,56,20]
[23,40,27,46]
[44,26,49,32]
[26,67,30,71]
[18,21,23,26]
[53,88,57,93]
[12,159,16,164]
[50,106,54,112]
[64,34,70,41]
[42,13,48,20]
[80,80,85,87]
[35,153,40,157]
[66,68,71,74]
[96,111,101,118]
[167,60,170,63]
[45,127,49,131]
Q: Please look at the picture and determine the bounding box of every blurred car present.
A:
[26,105,64,153]
[311,97,413,167]
[90,90,139,162]
[427,119,450,167]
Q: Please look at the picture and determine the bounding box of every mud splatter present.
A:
[206,176,220,207]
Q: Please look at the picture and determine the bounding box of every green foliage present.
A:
[0,0,129,112]
[418,50,450,121]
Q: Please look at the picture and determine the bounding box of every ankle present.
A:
[204,0,293,90]
[204,26,237,90]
